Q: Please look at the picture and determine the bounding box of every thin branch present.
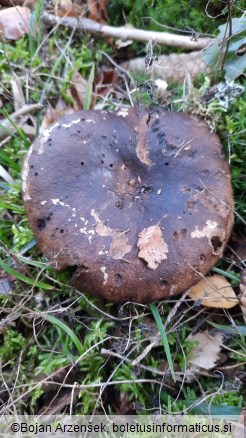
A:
[0,103,42,141]
[101,348,174,388]
[43,12,214,50]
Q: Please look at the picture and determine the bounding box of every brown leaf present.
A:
[188,275,239,309]
[239,268,246,323]
[54,0,84,18]
[87,0,108,24]
[41,100,74,131]
[187,330,224,371]
[70,71,96,110]
[54,0,108,22]
[0,6,31,40]
[11,72,25,111]
[137,225,168,270]
[0,0,35,6]
[95,69,118,98]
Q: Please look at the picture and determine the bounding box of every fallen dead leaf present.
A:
[0,0,35,5]
[70,69,117,110]
[70,71,96,110]
[187,330,224,371]
[137,225,168,270]
[40,99,74,131]
[95,69,118,98]
[239,268,246,323]
[54,0,108,23]
[0,6,31,40]
[188,274,239,308]
[54,0,83,18]
[11,72,25,111]
[87,0,108,24]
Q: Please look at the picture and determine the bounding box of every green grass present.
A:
[0,0,245,416]
[150,303,176,381]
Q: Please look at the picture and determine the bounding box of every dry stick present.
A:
[43,12,214,50]
[101,348,174,390]
[164,290,190,328]
[131,335,161,366]
[0,103,42,141]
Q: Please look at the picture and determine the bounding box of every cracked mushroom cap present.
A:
[22,106,234,303]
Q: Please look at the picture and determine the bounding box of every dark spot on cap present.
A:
[211,235,223,253]
[37,218,46,231]
[115,273,123,287]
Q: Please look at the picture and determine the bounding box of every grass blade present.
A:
[149,303,176,382]
[0,257,54,290]
[212,267,240,282]
[84,63,95,110]
[0,150,20,172]
[208,322,246,335]
[182,400,242,416]
[0,108,30,146]
[39,312,84,356]
[16,254,47,269]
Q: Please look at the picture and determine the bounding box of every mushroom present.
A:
[22,106,234,303]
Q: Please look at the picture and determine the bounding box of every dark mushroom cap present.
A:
[22,106,234,303]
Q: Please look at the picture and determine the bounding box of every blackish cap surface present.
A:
[22,107,234,303]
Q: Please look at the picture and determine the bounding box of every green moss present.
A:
[109,0,227,36]
[218,84,246,222]
[0,328,26,364]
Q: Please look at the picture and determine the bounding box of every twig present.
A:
[0,103,42,141]
[0,103,42,122]
[101,348,174,389]
[131,334,161,366]
[164,290,190,328]
[43,12,214,50]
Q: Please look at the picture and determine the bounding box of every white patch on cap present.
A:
[61,118,80,128]
[170,285,177,295]
[51,198,70,208]
[51,198,65,206]
[191,220,225,255]
[117,108,129,117]
[38,122,59,155]
[100,266,108,285]
[22,144,34,201]
[191,220,218,239]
